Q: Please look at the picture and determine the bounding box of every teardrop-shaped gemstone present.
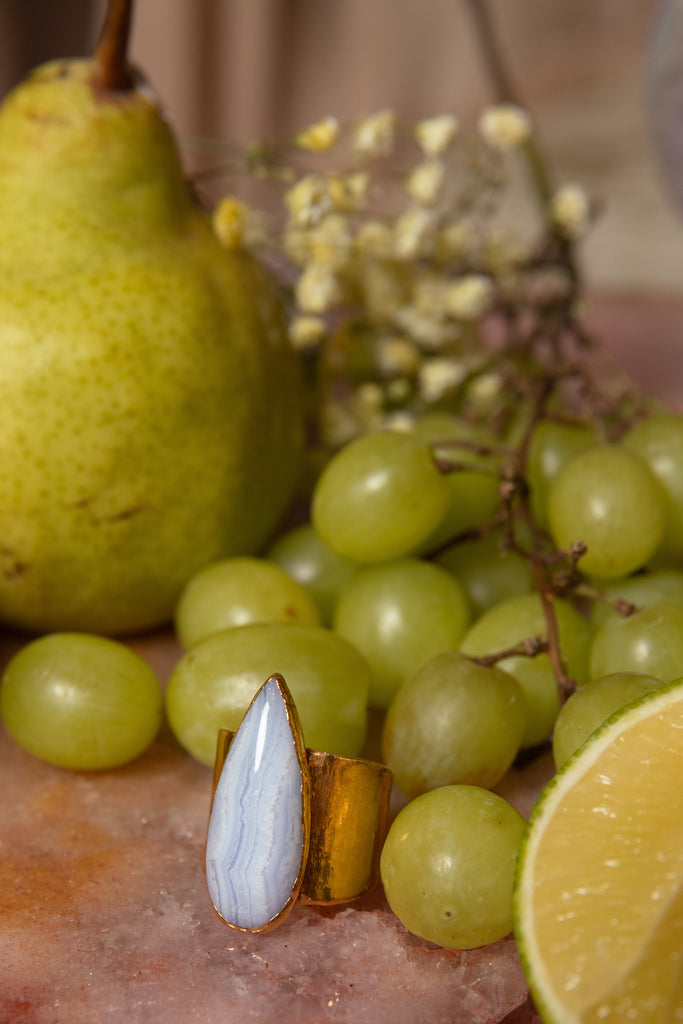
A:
[205,675,308,931]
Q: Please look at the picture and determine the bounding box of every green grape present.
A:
[0,633,162,770]
[412,412,500,548]
[589,568,683,628]
[436,529,533,617]
[174,556,321,649]
[589,601,683,682]
[311,429,450,564]
[380,785,526,950]
[266,523,356,625]
[547,445,665,579]
[459,593,592,748]
[552,671,663,769]
[165,622,370,765]
[333,558,471,709]
[527,419,596,527]
[622,412,683,564]
[381,651,526,796]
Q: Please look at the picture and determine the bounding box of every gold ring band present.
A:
[205,673,392,933]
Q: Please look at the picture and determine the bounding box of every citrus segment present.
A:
[514,680,683,1023]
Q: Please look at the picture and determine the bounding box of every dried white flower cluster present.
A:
[211,105,593,447]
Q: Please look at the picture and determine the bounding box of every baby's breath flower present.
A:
[356,382,384,415]
[375,336,420,377]
[550,184,591,239]
[309,214,354,269]
[479,104,532,152]
[483,226,528,273]
[322,402,360,448]
[469,371,503,404]
[414,114,459,157]
[392,306,454,351]
[361,261,408,318]
[283,226,311,266]
[285,174,331,227]
[445,275,495,320]
[295,262,344,313]
[289,314,327,351]
[419,357,468,402]
[436,218,477,262]
[329,171,371,211]
[212,197,250,249]
[296,116,340,152]
[413,271,449,319]
[382,409,416,432]
[393,206,439,260]
[353,110,397,158]
[384,378,413,404]
[355,220,394,259]
[405,160,446,207]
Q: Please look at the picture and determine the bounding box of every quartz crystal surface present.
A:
[206,676,306,930]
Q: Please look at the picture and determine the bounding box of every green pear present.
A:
[0,1,303,635]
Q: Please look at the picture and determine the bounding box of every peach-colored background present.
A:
[1,1,682,297]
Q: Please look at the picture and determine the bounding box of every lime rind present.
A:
[513,675,683,1024]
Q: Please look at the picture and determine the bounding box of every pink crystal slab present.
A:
[0,629,541,1024]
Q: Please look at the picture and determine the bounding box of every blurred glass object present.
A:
[648,0,683,213]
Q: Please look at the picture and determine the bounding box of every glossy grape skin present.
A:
[552,671,663,769]
[622,413,683,564]
[412,412,499,548]
[333,558,471,709]
[266,523,356,624]
[527,420,596,527]
[459,593,592,747]
[311,430,450,564]
[0,633,163,770]
[589,601,683,682]
[174,556,321,649]
[165,622,370,765]
[380,785,526,950]
[589,568,683,628]
[547,445,665,580]
[381,651,526,796]
[436,529,533,617]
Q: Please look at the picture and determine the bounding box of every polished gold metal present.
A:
[301,749,392,904]
[209,700,392,925]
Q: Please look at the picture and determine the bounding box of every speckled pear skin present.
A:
[0,60,303,634]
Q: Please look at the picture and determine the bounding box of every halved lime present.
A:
[514,678,683,1023]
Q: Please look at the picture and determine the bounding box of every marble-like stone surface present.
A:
[206,676,306,930]
[0,658,540,1024]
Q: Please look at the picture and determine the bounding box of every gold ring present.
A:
[205,673,392,933]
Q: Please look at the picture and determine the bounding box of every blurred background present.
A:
[0,0,681,297]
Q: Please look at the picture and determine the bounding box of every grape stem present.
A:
[574,583,637,619]
[502,380,578,700]
[471,635,548,668]
[424,508,508,560]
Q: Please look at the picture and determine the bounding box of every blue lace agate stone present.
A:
[205,676,306,930]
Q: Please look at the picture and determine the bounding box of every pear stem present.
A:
[92,0,135,91]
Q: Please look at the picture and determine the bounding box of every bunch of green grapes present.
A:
[4,403,683,951]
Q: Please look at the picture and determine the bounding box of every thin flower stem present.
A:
[464,0,555,209]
